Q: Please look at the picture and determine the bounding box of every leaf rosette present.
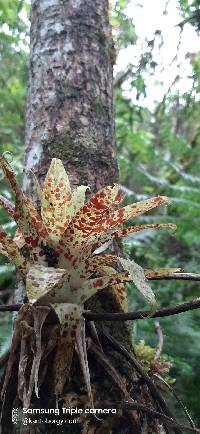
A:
[0,156,177,404]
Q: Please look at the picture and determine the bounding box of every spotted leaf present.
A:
[0,225,27,274]
[41,159,73,243]
[59,196,169,268]
[79,272,131,304]
[26,264,70,304]
[70,185,90,216]
[15,195,50,264]
[0,156,21,197]
[91,197,169,236]
[51,303,83,396]
[0,194,15,218]
[0,242,9,258]
[95,223,176,251]
[80,223,177,265]
[0,156,49,263]
[13,228,26,249]
[70,254,119,289]
[58,184,124,267]
[98,265,128,311]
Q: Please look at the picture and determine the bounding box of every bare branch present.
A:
[149,273,200,281]
[176,12,200,29]
[0,304,21,312]
[1,294,200,322]
[114,66,134,88]
[85,298,200,321]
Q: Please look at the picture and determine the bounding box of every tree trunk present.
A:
[1,1,177,433]
[24,0,118,196]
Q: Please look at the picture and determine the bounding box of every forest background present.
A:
[0,0,200,425]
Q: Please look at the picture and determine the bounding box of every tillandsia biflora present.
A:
[0,156,179,410]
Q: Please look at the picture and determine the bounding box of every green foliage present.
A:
[179,0,200,31]
[0,1,29,364]
[112,0,136,49]
[114,0,200,425]
[0,0,29,155]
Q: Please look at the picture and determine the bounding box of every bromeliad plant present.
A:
[0,156,178,408]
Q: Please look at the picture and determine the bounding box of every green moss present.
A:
[134,340,156,372]
[46,126,112,165]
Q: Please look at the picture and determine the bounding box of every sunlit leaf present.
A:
[41,159,72,243]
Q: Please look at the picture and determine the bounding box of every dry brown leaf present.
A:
[18,320,35,403]
[1,304,32,400]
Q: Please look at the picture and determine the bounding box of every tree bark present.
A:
[1,1,173,433]
[24,0,118,197]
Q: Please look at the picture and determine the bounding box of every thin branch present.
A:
[176,12,200,29]
[87,321,103,350]
[0,304,21,312]
[88,341,131,400]
[154,321,163,360]
[149,273,200,281]
[114,66,134,88]
[1,296,200,322]
[85,298,200,321]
